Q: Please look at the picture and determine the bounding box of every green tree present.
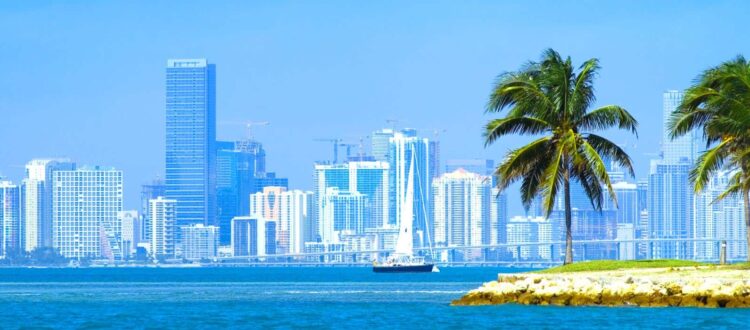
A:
[669,55,750,261]
[485,49,638,264]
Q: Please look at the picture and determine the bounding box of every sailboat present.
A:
[373,152,437,273]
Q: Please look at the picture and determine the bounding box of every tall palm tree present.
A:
[669,56,750,261]
[484,49,638,264]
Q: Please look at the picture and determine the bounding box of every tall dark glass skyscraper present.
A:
[165,59,216,229]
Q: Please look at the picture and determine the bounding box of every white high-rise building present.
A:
[22,159,75,252]
[604,181,639,225]
[231,216,277,257]
[0,180,22,258]
[313,161,389,242]
[249,187,313,254]
[662,90,701,163]
[118,211,140,258]
[149,197,176,258]
[506,216,553,261]
[648,91,703,260]
[320,188,367,243]
[695,170,747,260]
[180,224,219,259]
[52,166,123,260]
[432,169,491,261]
[371,128,395,162]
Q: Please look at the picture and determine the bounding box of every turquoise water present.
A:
[0,267,747,329]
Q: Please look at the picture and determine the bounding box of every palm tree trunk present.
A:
[744,189,750,263]
[564,173,573,265]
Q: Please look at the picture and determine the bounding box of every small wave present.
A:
[276,290,464,295]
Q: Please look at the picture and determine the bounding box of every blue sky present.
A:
[1,1,748,213]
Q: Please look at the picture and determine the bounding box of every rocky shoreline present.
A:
[452,267,750,308]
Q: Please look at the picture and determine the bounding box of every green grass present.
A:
[536,259,708,274]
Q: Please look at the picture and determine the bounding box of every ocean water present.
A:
[0,267,747,329]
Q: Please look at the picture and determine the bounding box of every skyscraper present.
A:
[0,180,22,258]
[649,161,693,259]
[445,159,495,176]
[231,216,277,257]
[249,187,313,254]
[22,159,75,252]
[648,91,701,260]
[371,128,395,162]
[165,59,217,229]
[118,210,140,259]
[52,166,123,260]
[662,90,700,163]
[140,179,165,242]
[694,170,746,260]
[432,169,491,261]
[321,188,367,240]
[149,196,176,258]
[313,161,389,242]
[603,181,639,225]
[180,224,219,259]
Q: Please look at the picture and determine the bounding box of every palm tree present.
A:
[484,49,638,264]
[669,55,750,261]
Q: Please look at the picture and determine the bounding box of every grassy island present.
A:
[452,260,750,308]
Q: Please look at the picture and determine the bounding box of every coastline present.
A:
[452,265,750,308]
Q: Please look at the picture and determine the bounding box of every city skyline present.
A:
[2,2,750,216]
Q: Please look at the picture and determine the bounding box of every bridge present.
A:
[197,238,747,266]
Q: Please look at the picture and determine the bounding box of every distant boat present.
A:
[373,153,437,273]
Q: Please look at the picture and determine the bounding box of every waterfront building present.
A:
[0,180,22,257]
[505,216,553,261]
[486,188,509,261]
[149,197,176,258]
[339,230,378,262]
[320,188,367,241]
[551,182,617,260]
[649,161,693,259]
[22,159,75,252]
[432,169,491,261]
[303,241,344,263]
[249,187,313,254]
[180,224,219,259]
[646,90,704,260]
[662,90,701,164]
[695,170,747,260]
[616,223,636,260]
[140,179,165,242]
[216,139,268,245]
[165,58,217,229]
[313,161,389,241]
[603,181,639,225]
[231,216,277,257]
[429,140,441,179]
[52,166,123,260]
[118,211,140,259]
[445,159,495,176]
[364,225,399,252]
[371,128,395,162]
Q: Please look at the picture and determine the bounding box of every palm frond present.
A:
[579,105,638,136]
[583,134,635,178]
[690,138,733,193]
[493,136,552,192]
[484,116,550,146]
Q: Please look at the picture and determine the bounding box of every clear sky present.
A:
[1,1,748,214]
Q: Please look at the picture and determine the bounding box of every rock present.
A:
[452,267,750,308]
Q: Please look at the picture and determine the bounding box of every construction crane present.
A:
[313,138,343,164]
[338,143,358,162]
[218,120,269,140]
